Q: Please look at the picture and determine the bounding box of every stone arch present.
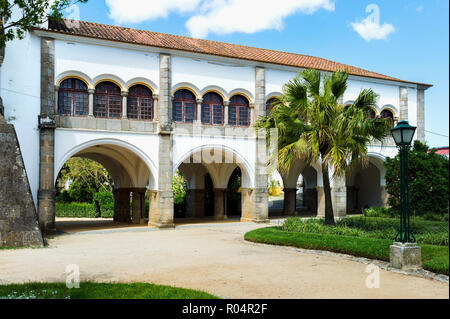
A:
[265,91,282,101]
[200,85,228,101]
[171,82,201,98]
[126,77,158,93]
[380,104,399,118]
[173,144,254,189]
[346,153,387,213]
[228,88,254,103]
[56,138,157,190]
[56,71,93,88]
[92,74,127,91]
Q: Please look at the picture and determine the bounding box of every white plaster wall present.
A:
[172,56,254,99]
[265,68,297,97]
[345,79,400,116]
[55,40,159,91]
[54,129,159,188]
[1,34,41,206]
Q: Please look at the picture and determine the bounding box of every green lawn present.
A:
[0,282,218,299]
[245,227,449,275]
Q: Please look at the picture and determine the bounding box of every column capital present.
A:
[87,88,95,94]
[54,85,60,91]
[196,98,203,104]
[224,101,230,107]
[249,102,255,109]
[121,91,128,97]
[153,94,159,100]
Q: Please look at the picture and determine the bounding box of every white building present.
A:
[0,19,431,232]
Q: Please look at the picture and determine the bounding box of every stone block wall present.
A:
[0,115,44,247]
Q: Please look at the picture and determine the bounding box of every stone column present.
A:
[115,188,131,223]
[244,67,270,223]
[241,67,269,223]
[224,101,229,125]
[381,186,389,207]
[153,94,159,121]
[249,103,255,125]
[148,53,174,228]
[317,186,325,217]
[186,189,205,218]
[38,38,56,233]
[304,188,318,215]
[331,176,347,218]
[132,188,146,224]
[88,88,95,117]
[196,98,203,124]
[416,86,425,142]
[54,85,59,114]
[283,188,297,216]
[399,87,408,121]
[213,189,227,220]
[121,91,128,119]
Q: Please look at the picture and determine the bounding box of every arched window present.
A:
[58,78,88,116]
[266,98,276,115]
[94,81,122,118]
[380,109,395,127]
[229,95,250,127]
[173,89,196,123]
[369,108,376,119]
[128,85,153,120]
[201,92,223,125]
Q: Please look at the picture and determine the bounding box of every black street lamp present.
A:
[391,120,416,243]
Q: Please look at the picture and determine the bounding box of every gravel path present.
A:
[0,219,448,299]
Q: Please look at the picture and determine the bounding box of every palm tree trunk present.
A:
[321,159,335,226]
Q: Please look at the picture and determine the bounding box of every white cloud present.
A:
[351,5,395,42]
[105,0,335,38]
[105,0,203,24]
[186,0,335,38]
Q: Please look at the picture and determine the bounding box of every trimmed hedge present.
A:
[56,203,113,218]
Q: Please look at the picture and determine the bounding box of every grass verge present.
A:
[0,282,218,299]
[244,227,449,275]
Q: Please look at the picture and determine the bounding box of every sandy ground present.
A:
[0,218,448,299]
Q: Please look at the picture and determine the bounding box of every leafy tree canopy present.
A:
[385,141,449,215]
[1,0,88,48]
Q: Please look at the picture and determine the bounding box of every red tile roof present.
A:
[35,19,431,87]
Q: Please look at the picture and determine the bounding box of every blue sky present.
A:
[71,0,449,147]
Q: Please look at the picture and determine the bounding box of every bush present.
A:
[56,190,72,203]
[56,203,113,218]
[385,141,449,216]
[363,206,397,218]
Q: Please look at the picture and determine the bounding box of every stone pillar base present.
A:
[148,221,175,228]
[390,242,422,271]
[240,217,270,223]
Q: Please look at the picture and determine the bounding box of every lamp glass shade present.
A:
[390,121,417,146]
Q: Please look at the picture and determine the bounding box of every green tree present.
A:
[56,157,113,202]
[385,140,449,216]
[1,0,88,48]
[173,170,187,205]
[256,69,391,225]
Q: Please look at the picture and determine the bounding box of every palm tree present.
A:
[257,69,391,225]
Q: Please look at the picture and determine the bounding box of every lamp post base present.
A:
[390,242,422,271]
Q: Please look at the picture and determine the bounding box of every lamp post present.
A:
[390,120,416,243]
[389,120,421,270]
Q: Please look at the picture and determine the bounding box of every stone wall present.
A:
[0,114,44,247]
